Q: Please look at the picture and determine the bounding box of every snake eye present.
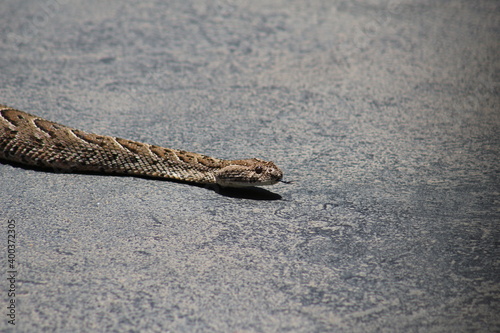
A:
[255,166,263,174]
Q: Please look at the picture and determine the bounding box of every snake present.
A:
[0,104,283,187]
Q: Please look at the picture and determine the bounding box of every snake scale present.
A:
[0,104,283,187]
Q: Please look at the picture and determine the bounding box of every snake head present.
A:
[214,158,283,187]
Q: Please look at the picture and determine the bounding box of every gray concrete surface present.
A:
[1,0,499,332]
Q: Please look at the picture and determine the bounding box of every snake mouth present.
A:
[216,179,279,188]
[215,172,283,187]
[259,179,281,186]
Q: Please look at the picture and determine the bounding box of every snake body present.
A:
[0,104,283,187]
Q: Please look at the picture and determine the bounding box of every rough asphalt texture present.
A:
[1,1,499,332]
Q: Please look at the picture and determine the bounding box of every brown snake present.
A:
[0,104,283,187]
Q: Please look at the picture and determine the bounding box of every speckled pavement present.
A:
[1,1,499,332]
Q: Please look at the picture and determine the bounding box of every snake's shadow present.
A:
[1,159,282,200]
[208,184,282,200]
